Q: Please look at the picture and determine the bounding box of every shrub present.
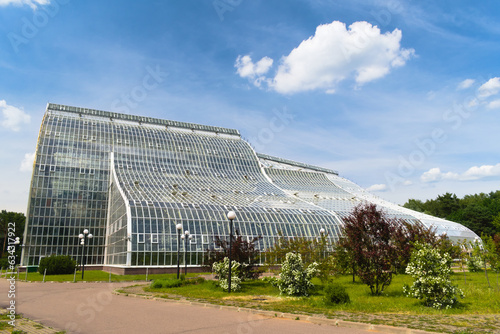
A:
[38,255,76,275]
[212,257,242,292]
[404,243,464,309]
[150,277,205,289]
[275,252,318,296]
[150,280,163,289]
[204,235,263,280]
[467,255,484,272]
[323,283,350,305]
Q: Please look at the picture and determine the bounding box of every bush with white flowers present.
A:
[276,252,319,296]
[404,243,464,309]
[212,257,242,292]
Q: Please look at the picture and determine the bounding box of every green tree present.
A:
[0,210,26,259]
[266,231,334,282]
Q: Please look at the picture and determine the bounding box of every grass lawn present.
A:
[139,271,500,333]
[0,269,201,282]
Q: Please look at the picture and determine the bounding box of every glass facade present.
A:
[22,103,479,267]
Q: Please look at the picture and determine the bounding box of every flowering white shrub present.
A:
[404,243,464,309]
[212,257,242,292]
[276,252,319,296]
[467,255,484,272]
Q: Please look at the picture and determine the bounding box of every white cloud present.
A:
[0,0,50,9]
[236,21,414,94]
[457,79,475,90]
[420,167,459,183]
[487,99,500,109]
[461,163,500,180]
[421,164,500,183]
[0,100,31,131]
[478,77,500,98]
[235,55,273,88]
[402,180,413,186]
[366,183,387,192]
[20,152,35,172]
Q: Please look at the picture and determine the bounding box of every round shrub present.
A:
[150,280,163,289]
[275,252,319,296]
[404,242,464,309]
[323,283,350,305]
[38,255,76,275]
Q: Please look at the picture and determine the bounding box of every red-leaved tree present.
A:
[342,203,400,295]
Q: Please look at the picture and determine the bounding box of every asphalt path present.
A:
[0,279,379,334]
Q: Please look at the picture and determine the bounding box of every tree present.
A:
[391,220,438,274]
[403,199,425,212]
[342,203,400,295]
[204,235,262,280]
[0,210,26,259]
[266,231,334,282]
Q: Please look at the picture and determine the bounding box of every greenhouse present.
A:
[21,103,478,268]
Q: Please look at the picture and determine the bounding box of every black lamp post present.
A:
[227,211,236,293]
[176,223,182,279]
[78,229,93,279]
[181,230,192,276]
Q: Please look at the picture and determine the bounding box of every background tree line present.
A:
[403,190,500,237]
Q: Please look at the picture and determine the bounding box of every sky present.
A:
[1,0,499,213]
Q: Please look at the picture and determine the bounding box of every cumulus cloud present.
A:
[366,184,387,192]
[421,164,500,183]
[235,21,414,94]
[478,77,500,98]
[0,0,50,9]
[235,55,273,88]
[0,100,31,131]
[457,79,475,90]
[20,152,35,172]
[487,99,500,109]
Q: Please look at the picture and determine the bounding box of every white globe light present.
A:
[185,230,190,236]
[79,234,84,239]
[227,211,236,220]
[83,229,89,235]
[176,223,182,230]
[88,234,93,239]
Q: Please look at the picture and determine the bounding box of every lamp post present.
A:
[78,229,93,279]
[181,230,192,276]
[175,223,182,279]
[319,228,326,259]
[227,211,236,293]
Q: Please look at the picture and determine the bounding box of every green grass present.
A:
[138,271,500,333]
[0,270,206,282]
[145,272,500,315]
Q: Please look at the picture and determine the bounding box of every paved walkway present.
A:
[0,279,422,334]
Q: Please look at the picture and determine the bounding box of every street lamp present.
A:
[181,230,192,276]
[319,228,326,259]
[227,211,236,293]
[176,223,183,279]
[78,229,93,279]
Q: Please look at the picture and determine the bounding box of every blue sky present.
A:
[1,0,500,212]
